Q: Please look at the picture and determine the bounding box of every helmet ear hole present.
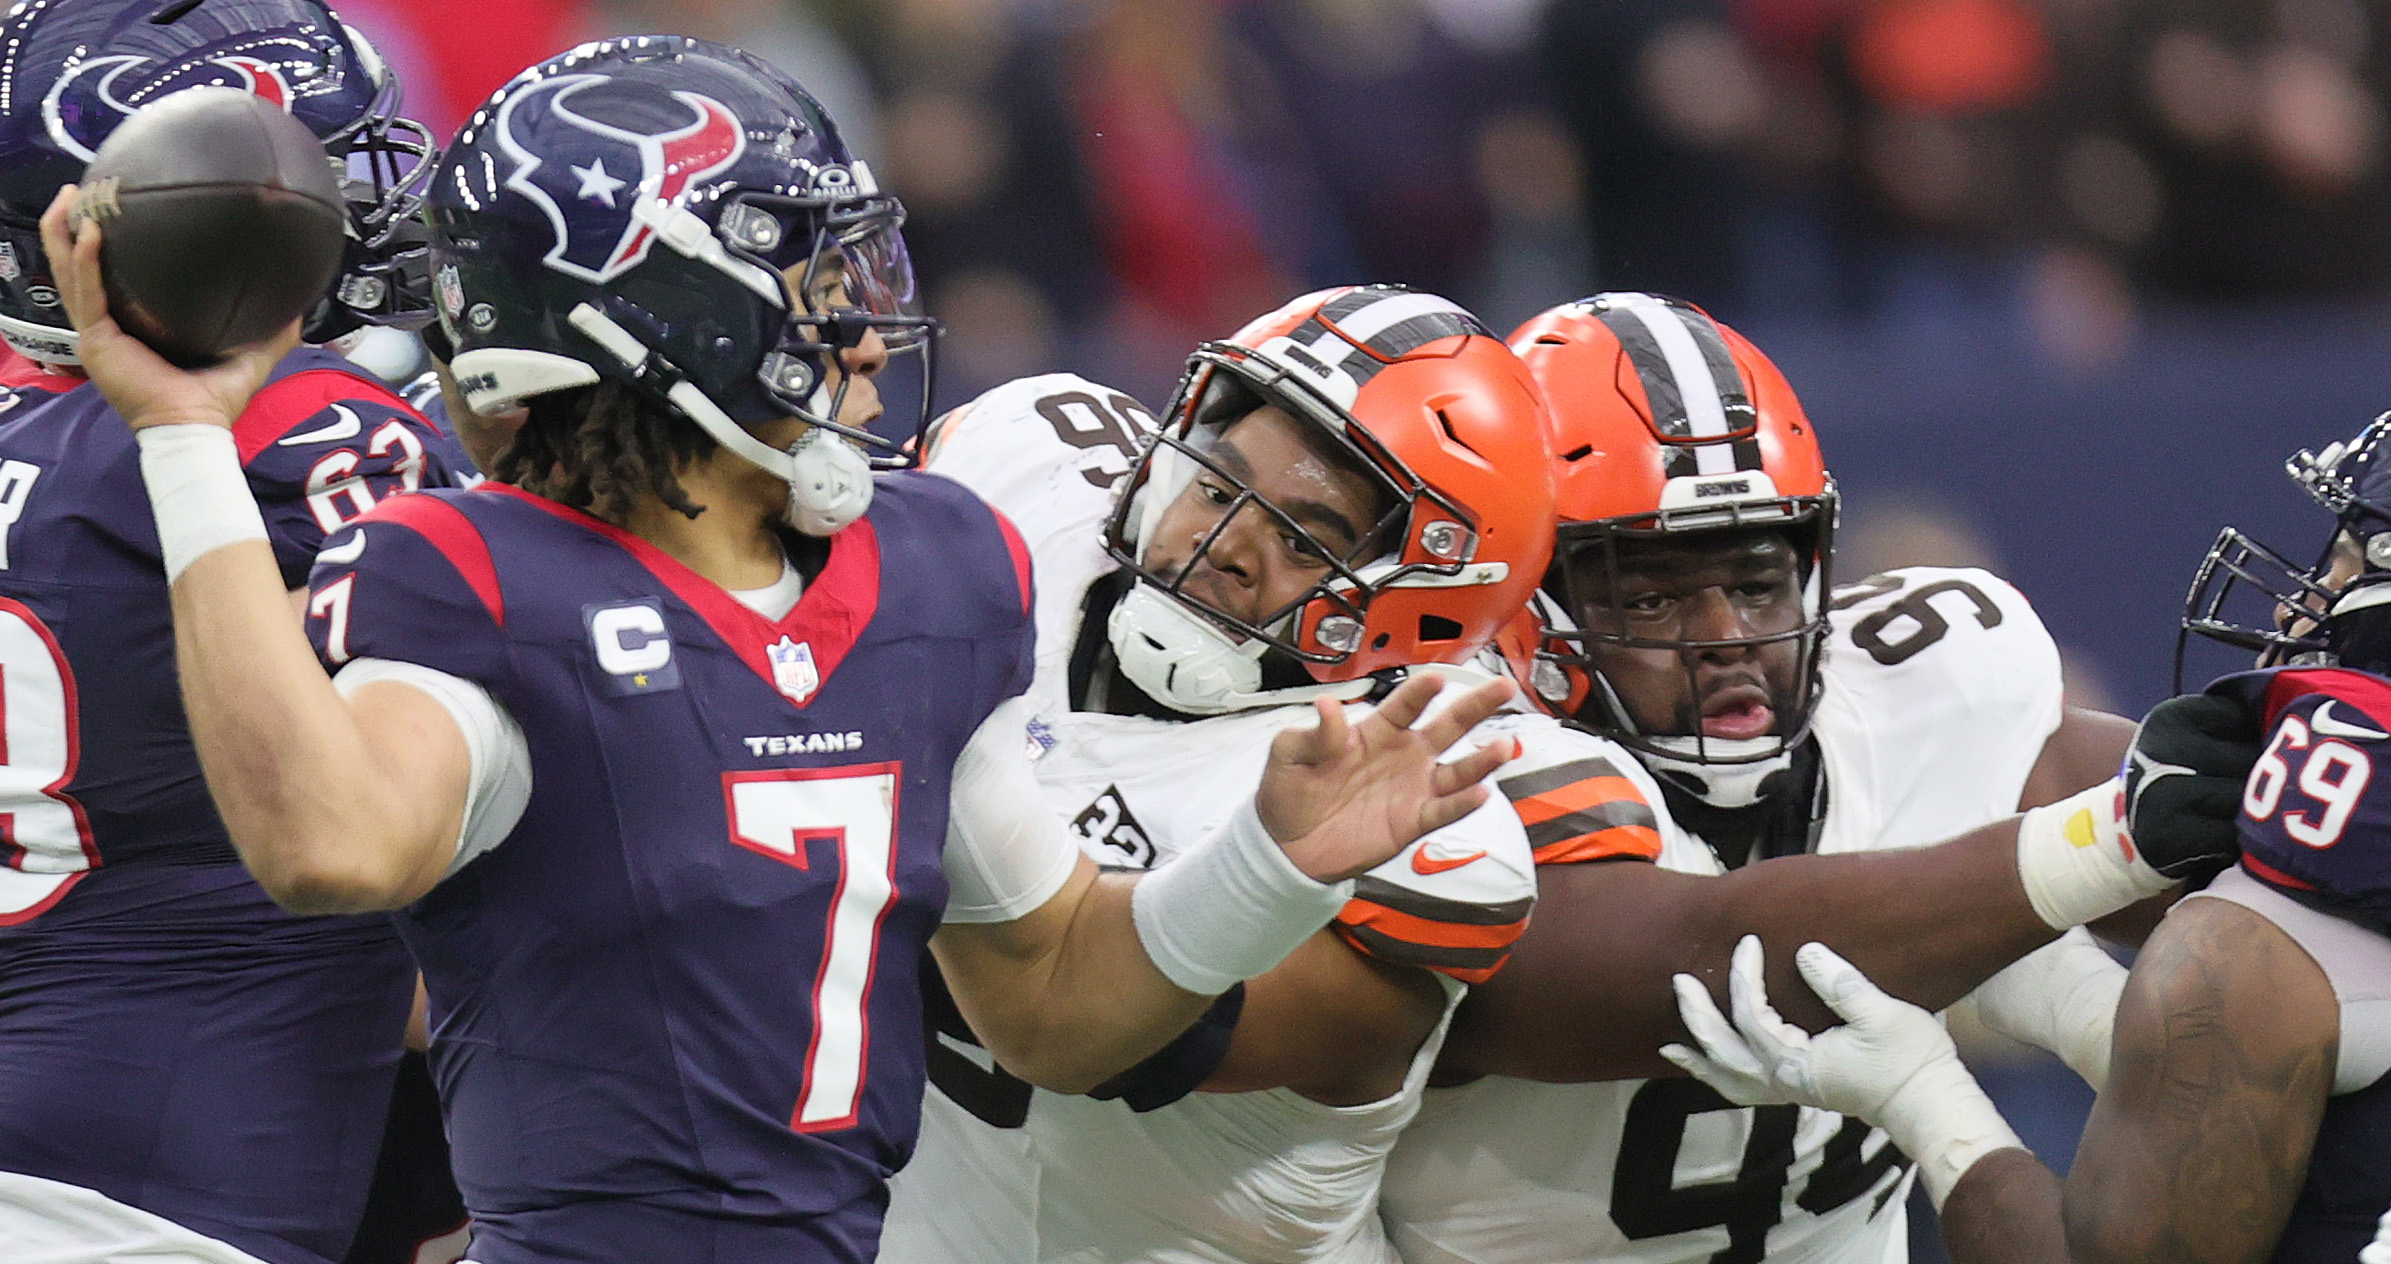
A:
[1419,615,1463,642]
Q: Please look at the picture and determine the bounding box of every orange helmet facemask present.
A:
[1101,285,1557,715]
[1507,293,1836,802]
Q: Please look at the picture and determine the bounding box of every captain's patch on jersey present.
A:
[584,598,681,695]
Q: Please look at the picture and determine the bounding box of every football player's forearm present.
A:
[1938,1149,2074,1264]
[169,546,454,912]
[935,869,1211,1094]
[1446,826,2055,1081]
[1201,932,1446,1103]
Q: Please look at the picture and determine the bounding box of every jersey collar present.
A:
[485,483,881,709]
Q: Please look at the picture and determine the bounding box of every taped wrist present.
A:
[137,424,267,583]
[1130,799,1354,996]
[1878,1050,2026,1209]
[2015,778,2169,930]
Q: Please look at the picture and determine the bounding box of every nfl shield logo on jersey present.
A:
[769,636,820,703]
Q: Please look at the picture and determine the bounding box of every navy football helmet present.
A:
[0,0,437,361]
[426,35,936,505]
[2183,413,2391,683]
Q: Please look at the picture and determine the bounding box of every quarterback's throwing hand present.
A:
[1257,673,1518,883]
[38,186,295,433]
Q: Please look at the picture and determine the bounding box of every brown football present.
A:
[72,86,345,368]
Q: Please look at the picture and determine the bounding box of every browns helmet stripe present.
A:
[1285,288,1489,388]
[1590,294,1765,480]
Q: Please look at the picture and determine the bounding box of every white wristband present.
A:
[2015,778,2169,930]
[1879,1050,2027,1208]
[137,424,268,583]
[1130,799,1355,996]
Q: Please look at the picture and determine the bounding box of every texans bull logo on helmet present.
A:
[43,44,311,160]
[493,74,748,285]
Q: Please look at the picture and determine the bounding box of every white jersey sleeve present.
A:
[1811,565,2065,855]
[331,656,530,875]
[1333,706,1542,984]
[940,696,1083,924]
[925,373,1160,715]
[1487,714,1717,874]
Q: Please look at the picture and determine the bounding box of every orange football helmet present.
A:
[1101,285,1557,713]
[1505,292,1836,770]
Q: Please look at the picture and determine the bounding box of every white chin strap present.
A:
[564,303,873,537]
[1638,737,1792,808]
[1106,584,1368,715]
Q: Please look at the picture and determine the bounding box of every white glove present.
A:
[1661,935,2026,1208]
[2360,1203,2391,1264]
[1966,927,2127,1091]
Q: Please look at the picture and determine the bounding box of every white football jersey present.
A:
[883,374,1568,1263]
[1382,566,2066,1264]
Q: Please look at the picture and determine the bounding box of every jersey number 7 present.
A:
[724,763,904,1133]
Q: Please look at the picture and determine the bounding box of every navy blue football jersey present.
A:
[2210,666,2391,1262]
[395,368,484,483]
[2217,666,2391,929]
[0,345,451,1264]
[304,473,1034,1264]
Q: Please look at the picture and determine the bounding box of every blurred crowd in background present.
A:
[340,0,2391,704]
[343,1,2391,1248]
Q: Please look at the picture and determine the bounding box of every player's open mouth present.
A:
[1700,687,1774,740]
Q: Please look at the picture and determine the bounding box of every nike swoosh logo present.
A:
[317,531,366,565]
[277,404,363,446]
[1412,844,1487,876]
[2312,699,2389,742]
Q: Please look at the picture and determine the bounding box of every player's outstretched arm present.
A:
[1439,693,2254,1082]
[935,674,1516,1094]
[41,190,468,913]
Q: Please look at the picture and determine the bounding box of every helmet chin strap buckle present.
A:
[567,302,874,537]
[784,427,873,537]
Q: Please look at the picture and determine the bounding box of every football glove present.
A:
[1661,935,2025,1208]
[2121,690,2263,879]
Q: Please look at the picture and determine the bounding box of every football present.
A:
[70,86,345,368]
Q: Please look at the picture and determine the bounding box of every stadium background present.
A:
[345,0,2382,1253]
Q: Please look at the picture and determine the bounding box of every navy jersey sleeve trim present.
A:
[348,494,505,629]
[234,367,418,466]
[2257,667,2391,730]
[990,505,1032,618]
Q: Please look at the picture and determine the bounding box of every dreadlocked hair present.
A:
[491,380,719,524]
